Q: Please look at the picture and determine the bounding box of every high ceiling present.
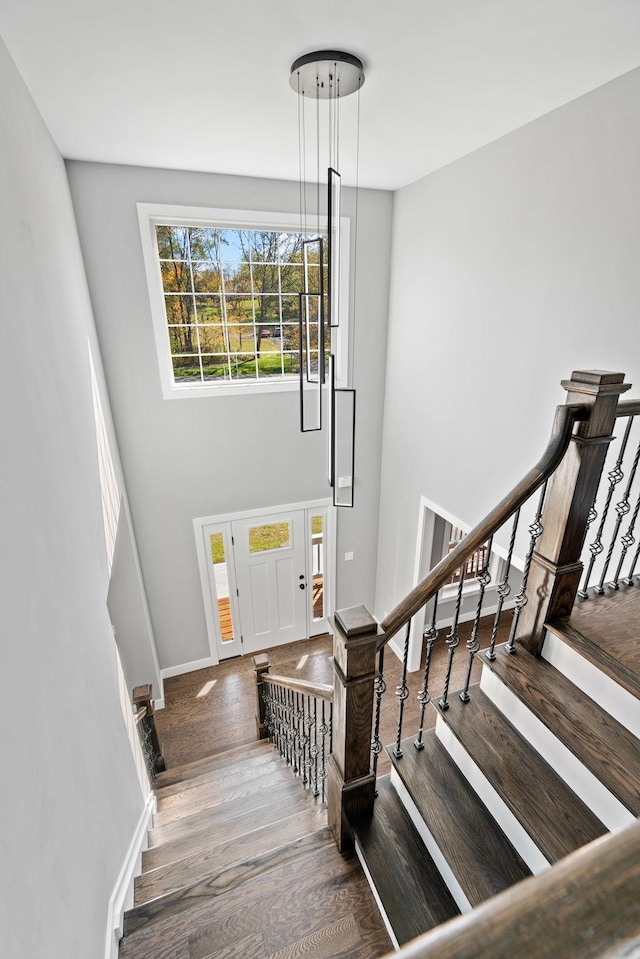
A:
[2,0,640,190]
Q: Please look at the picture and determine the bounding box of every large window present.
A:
[138,205,349,399]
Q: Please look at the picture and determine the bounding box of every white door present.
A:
[202,522,243,660]
[231,510,309,654]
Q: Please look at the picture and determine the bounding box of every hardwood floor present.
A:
[155,613,514,770]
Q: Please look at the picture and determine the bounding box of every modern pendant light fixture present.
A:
[290,50,364,507]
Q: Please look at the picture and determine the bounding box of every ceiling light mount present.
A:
[289,50,365,99]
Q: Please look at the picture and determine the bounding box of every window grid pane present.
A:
[155,225,324,386]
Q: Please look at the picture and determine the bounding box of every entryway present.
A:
[195,500,333,661]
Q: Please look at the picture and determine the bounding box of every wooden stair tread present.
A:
[389,731,531,906]
[135,806,327,905]
[155,748,283,800]
[153,765,295,827]
[144,788,316,870]
[124,826,334,936]
[438,686,607,861]
[120,844,389,959]
[154,740,269,788]
[481,643,640,815]
[147,777,305,848]
[546,616,640,702]
[351,776,460,945]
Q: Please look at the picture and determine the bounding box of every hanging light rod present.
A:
[289,50,365,99]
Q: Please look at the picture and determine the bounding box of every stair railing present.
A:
[252,654,333,802]
[327,369,634,851]
[132,683,165,781]
[577,398,640,597]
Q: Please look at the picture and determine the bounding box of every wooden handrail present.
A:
[264,672,333,702]
[379,402,590,645]
[389,817,640,959]
[616,398,640,417]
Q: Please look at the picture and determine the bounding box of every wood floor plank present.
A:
[147,777,305,849]
[198,931,266,959]
[144,790,315,871]
[265,914,361,959]
[153,766,295,827]
[481,643,640,815]
[568,583,640,687]
[124,826,334,936]
[352,776,460,945]
[135,807,326,904]
[390,730,531,906]
[439,686,607,861]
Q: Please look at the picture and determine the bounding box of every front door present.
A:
[231,510,308,655]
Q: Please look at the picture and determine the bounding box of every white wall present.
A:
[0,37,148,959]
[108,501,162,699]
[66,162,392,671]
[376,65,640,624]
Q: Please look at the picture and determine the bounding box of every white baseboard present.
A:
[104,791,156,959]
[161,656,216,680]
[154,697,165,710]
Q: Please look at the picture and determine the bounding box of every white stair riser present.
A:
[435,716,550,875]
[542,630,640,739]
[480,666,634,832]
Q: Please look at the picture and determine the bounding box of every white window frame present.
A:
[137,203,351,399]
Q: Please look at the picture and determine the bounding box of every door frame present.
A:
[194,498,335,664]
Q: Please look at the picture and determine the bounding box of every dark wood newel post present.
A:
[515,369,630,656]
[252,653,270,739]
[327,605,379,853]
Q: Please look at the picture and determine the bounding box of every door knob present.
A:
[299,574,305,580]
[299,583,306,590]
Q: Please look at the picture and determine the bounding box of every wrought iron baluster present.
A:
[414,591,439,750]
[371,645,386,779]
[311,696,319,796]
[277,686,284,758]
[607,428,640,590]
[487,511,519,661]
[285,688,293,765]
[507,483,547,653]
[578,417,633,597]
[301,694,310,786]
[393,622,411,758]
[438,566,466,711]
[319,700,329,803]
[292,691,300,774]
[460,536,493,702]
[624,538,640,585]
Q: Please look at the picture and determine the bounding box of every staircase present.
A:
[351,587,640,950]
[118,740,392,959]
